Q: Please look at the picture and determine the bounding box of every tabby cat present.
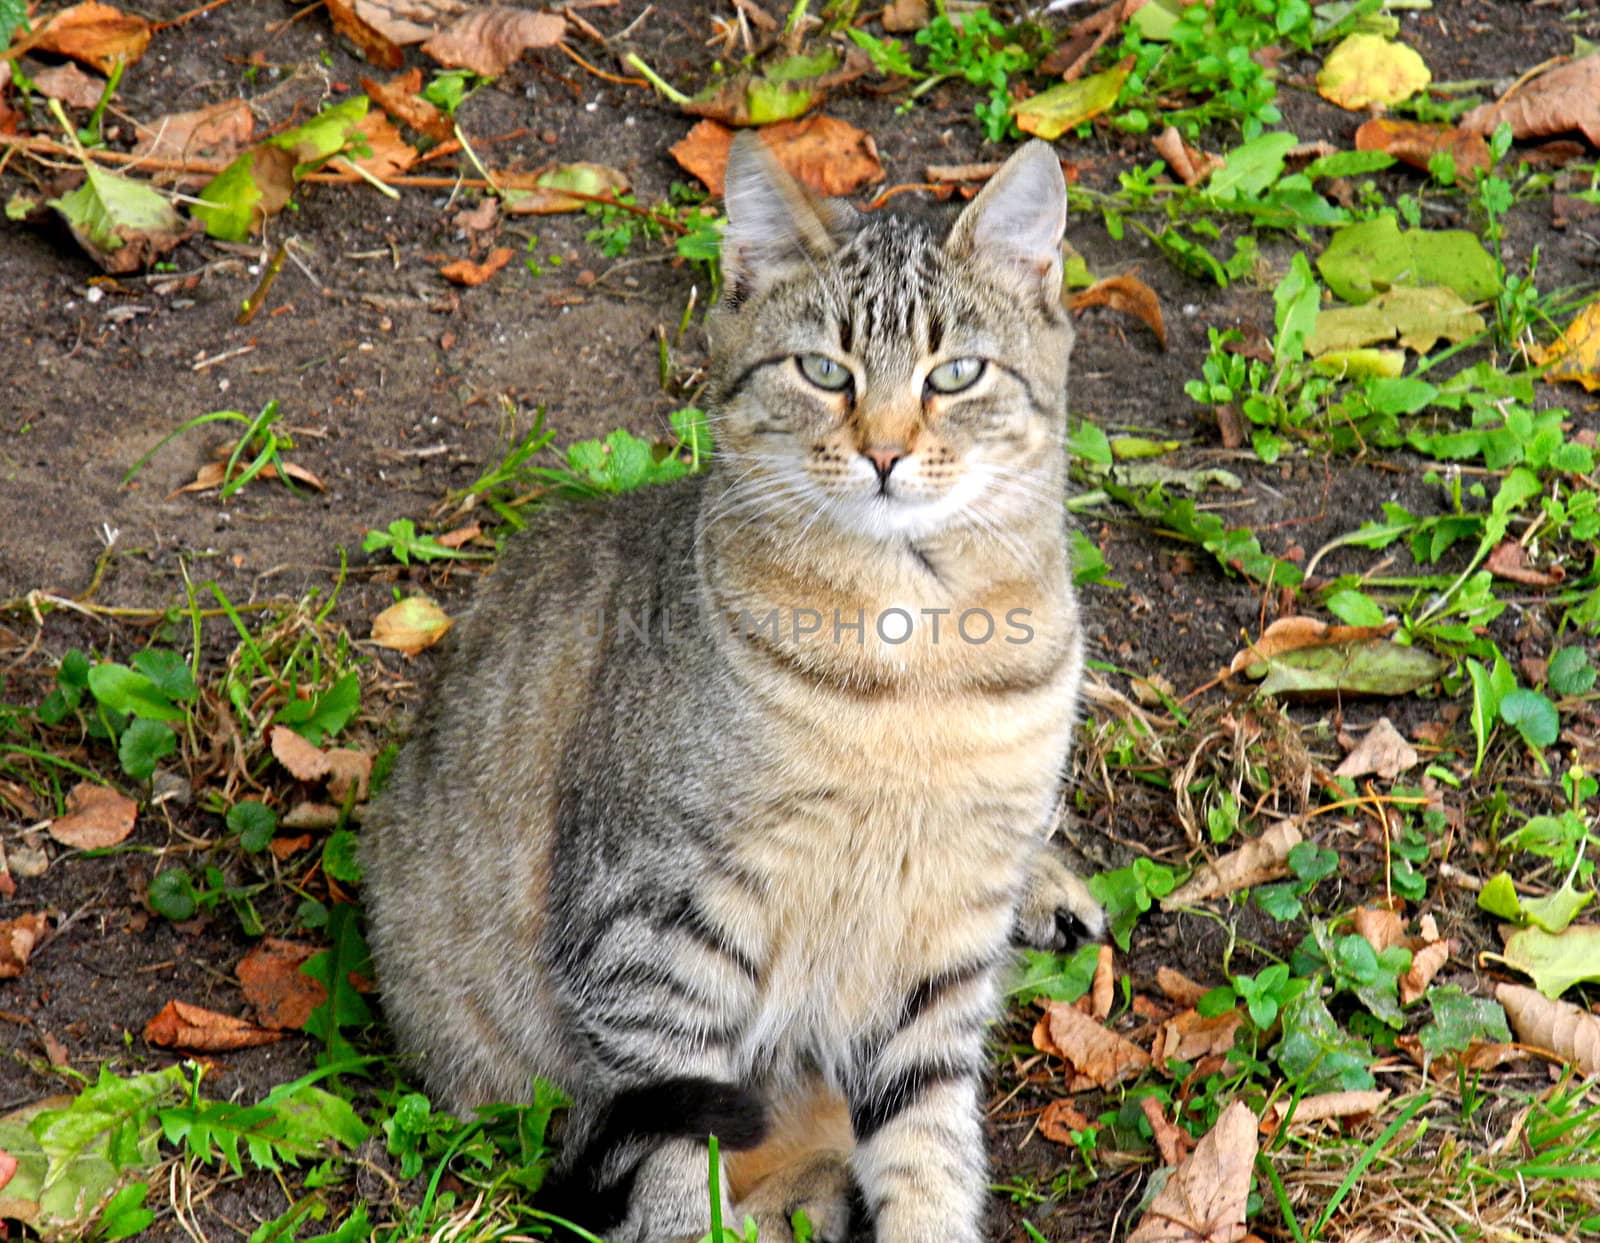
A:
[362,135,1103,1242]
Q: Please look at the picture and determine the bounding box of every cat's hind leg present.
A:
[729,1082,855,1242]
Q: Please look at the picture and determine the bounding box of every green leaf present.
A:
[1324,588,1386,627]
[1308,285,1485,356]
[1498,689,1560,750]
[274,96,370,170]
[1254,883,1303,922]
[1252,640,1446,698]
[301,903,375,1067]
[35,1065,186,1183]
[1485,925,1600,999]
[119,718,176,781]
[1273,252,1320,368]
[1088,859,1178,951]
[1289,841,1339,883]
[87,663,185,722]
[1316,214,1499,305]
[148,869,197,921]
[228,800,279,853]
[1272,988,1376,1092]
[274,672,360,745]
[1068,421,1113,467]
[48,164,188,272]
[0,0,27,45]
[1007,944,1101,1004]
[1207,131,1299,200]
[130,649,197,702]
[1549,647,1597,696]
[1010,60,1131,140]
[1481,871,1595,935]
[321,829,363,884]
[1477,871,1524,922]
[98,1180,155,1240]
[1416,985,1511,1060]
[192,147,293,242]
[1466,655,1514,776]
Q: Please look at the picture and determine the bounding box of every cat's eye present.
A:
[796,353,852,392]
[925,358,986,394]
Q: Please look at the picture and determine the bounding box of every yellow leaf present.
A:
[371,595,454,656]
[1531,298,1600,392]
[1317,34,1431,111]
[1013,57,1132,141]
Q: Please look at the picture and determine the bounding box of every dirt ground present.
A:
[2,1,1598,1240]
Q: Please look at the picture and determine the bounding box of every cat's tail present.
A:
[536,1077,768,1231]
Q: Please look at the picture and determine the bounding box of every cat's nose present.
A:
[862,448,905,482]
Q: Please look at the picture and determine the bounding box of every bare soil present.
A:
[2,2,1598,1240]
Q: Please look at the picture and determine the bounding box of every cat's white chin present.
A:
[832,488,975,542]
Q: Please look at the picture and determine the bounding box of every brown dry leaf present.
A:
[282,802,342,830]
[1351,905,1407,955]
[926,161,1003,184]
[237,939,326,1030]
[1225,615,1395,676]
[670,115,884,198]
[456,197,498,232]
[143,999,284,1051]
[1486,540,1566,586]
[1069,272,1166,348]
[1161,821,1303,909]
[435,521,482,548]
[1153,1008,1244,1066]
[1335,717,1419,781]
[1044,1002,1152,1089]
[1496,982,1600,1075]
[1128,1099,1256,1243]
[1529,299,1600,392]
[326,749,373,803]
[1273,1089,1390,1126]
[440,246,514,286]
[361,69,454,142]
[269,833,313,860]
[882,0,929,32]
[1156,967,1211,1008]
[349,111,420,179]
[1142,1096,1194,1167]
[328,0,405,69]
[29,62,105,108]
[48,781,137,850]
[1354,118,1490,178]
[372,595,455,657]
[422,7,565,77]
[0,912,52,979]
[174,457,325,496]
[1152,125,1223,187]
[498,162,631,215]
[1399,939,1451,1004]
[271,725,333,783]
[1090,944,1115,1020]
[1038,1098,1092,1144]
[133,99,255,167]
[1461,56,1600,148]
[355,0,469,44]
[31,1,152,75]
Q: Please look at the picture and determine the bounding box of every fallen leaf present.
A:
[269,833,313,860]
[237,939,327,1030]
[926,160,1003,184]
[1399,939,1451,1004]
[500,162,631,215]
[1496,983,1600,1075]
[1152,125,1223,187]
[456,198,498,232]
[1156,966,1210,1008]
[1479,871,1594,934]
[1161,820,1303,909]
[39,1030,70,1068]
[1013,57,1132,141]
[681,48,871,128]
[282,802,343,830]
[132,99,255,167]
[1141,1097,1193,1167]
[435,521,482,548]
[1226,616,1395,677]
[328,0,405,69]
[361,68,454,142]
[47,781,137,850]
[192,144,298,241]
[1273,1089,1390,1125]
[348,110,419,179]
[28,62,105,108]
[354,0,468,45]
[0,912,51,979]
[1038,1099,1092,1144]
[1042,1002,1151,1089]
[1317,34,1431,111]
[1351,905,1407,954]
[1529,298,1600,392]
[1307,285,1487,357]
[48,163,193,273]
[670,115,883,198]
[271,725,333,783]
[370,595,453,657]
[1461,55,1600,148]
[31,1,152,75]
[1317,215,1500,306]
[143,999,284,1051]
[882,0,928,32]
[439,246,514,285]
[1354,118,1489,178]
[421,7,565,77]
[1485,540,1565,587]
[1255,641,1448,699]
[1335,717,1419,780]
[1127,1099,1256,1243]
[325,749,373,803]
[1090,944,1114,1020]
[1069,272,1167,348]
[1152,1008,1245,1065]
[1485,925,1600,999]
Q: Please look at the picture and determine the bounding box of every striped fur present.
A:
[362,137,1101,1243]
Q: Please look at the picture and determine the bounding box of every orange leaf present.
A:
[237,939,327,1030]
[1398,939,1451,1005]
[1335,717,1419,781]
[1354,118,1490,178]
[1272,1089,1390,1126]
[1152,1008,1244,1066]
[30,62,105,108]
[326,749,373,803]
[48,781,137,850]
[1528,299,1600,393]
[1461,56,1600,148]
[670,115,884,198]
[1043,1002,1151,1089]
[1037,1098,1093,1144]
[361,69,454,142]
[271,725,332,783]
[439,247,514,286]
[143,999,284,1051]
[1350,905,1407,955]
[1090,944,1115,1020]
[1152,125,1223,187]
[421,8,565,77]
[1226,615,1395,676]
[350,111,420,179]
[1127,1099,1257,1243]
[1156,966,1210,1008]
[1069,273,1167,349]
[0,912,52,979]
[31,1,152,75]
[327,0,405,69]
[1141,1096,1193,1167]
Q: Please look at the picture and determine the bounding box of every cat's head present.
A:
[706,136,1074,545]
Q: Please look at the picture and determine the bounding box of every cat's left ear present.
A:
[945,140,1066,301]
[721,130,856,303]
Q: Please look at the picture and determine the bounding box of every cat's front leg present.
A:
[845,966,998,1243]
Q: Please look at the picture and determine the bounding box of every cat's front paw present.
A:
[740,1153,853,1243]
[1013,844,1105,951]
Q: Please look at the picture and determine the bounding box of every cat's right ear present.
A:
[720,131,853,303]
[945,139,1066,302]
